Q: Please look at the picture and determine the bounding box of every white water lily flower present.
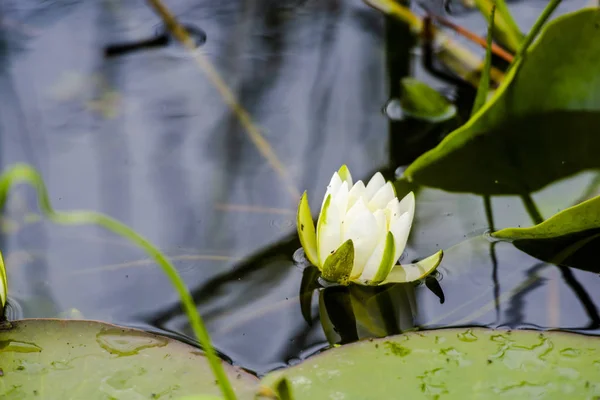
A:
[297,165,443,286]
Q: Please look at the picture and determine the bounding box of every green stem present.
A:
[512,0,563,66]
[482,195,496,231]
[474,0,523,52]
[470,5,495,118]
[519,193,544,225]
[0,164,237,400]
[482,195,500,320]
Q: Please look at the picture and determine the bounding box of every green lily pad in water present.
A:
[260,328,600,399]
[0,319,258,399]
[493,194,600,273]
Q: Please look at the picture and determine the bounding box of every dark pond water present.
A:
[2,0,598,376]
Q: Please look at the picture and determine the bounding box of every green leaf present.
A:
[403,9,600,195]
[321,239,354,285]
[511,0,564,67]
[296,191,319,266]
[493,194,600,272]
[382,250,444,284]
[260,328,600,399]
[0,250,7,313]
[368,232,396,285]
[0,319,258,399]
[399,78,457,122]
[474,0,524,52]
[470,5,495,118]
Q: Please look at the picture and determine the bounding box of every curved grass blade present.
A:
[0,164,237,400]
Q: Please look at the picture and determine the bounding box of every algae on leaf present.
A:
[261,328,600,399]
[403,9,600,195]
[0,319,258,400]
[493,194,600,272]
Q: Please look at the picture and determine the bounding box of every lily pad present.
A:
[493,194,600,272]
[260,328,600,399]
[403,9,600,195]
[0,319,258,399]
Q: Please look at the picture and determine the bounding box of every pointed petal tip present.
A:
[403,191,415,203]
[337,164,353,187]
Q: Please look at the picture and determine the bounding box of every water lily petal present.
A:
[321,239,354,285]
[343,197,369,227]
[347,180,366,209]
[332,181,350,218]
[317,194,343,267]
[381,250,443,284]
[342,205,380,278]
[296,191,319,266]
[337,165,353,187]
[372,209,388,249]
[321,172,343,211]
[389,212,412,264]
[365,172,385,201]
[368,182,396,212]
[398,191,416,222]
[383,197,399,227]
[357,231,396,285]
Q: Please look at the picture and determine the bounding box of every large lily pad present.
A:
[261,328,600,399]
[493,194,600,272]
[403,9,600,195]
[0,319,258,399]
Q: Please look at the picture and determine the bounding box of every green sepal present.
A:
[382,250,443,284]
[368,232,396,285]
[297,191,319,266]
[321,239,354,286]
[0,251,7,312]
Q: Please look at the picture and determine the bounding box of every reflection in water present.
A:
[104,23,207,57]
[0,0,598,378]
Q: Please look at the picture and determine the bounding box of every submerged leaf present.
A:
[403,9,600,195]
[299,266,321,325]
[493,195,600,272]
[399,78,457,122]
[261,328,600,399]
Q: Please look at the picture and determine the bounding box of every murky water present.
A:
[1,0,598,377]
